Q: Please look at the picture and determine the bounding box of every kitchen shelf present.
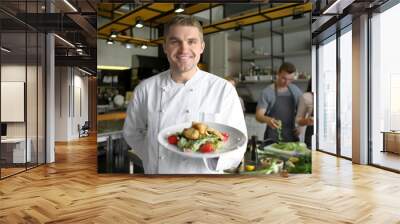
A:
[239,79,309,84]
[227,12,311,78]
[242,54,282,61]
[240,49,310,61]
[228,24,309,41]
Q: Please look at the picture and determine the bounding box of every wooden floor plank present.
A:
[0,135,400,223]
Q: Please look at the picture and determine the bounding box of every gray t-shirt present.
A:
[257,83,303,114]
[257,83,303,142]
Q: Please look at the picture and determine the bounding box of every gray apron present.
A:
[264,87,299,143]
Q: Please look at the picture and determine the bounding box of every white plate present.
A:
[157,122,247,159]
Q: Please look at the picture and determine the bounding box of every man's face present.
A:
[163,25,205,74]
[277,71,295,87]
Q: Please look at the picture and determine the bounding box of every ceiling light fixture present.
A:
[135,17,144,28]
[141,44,148,50]
[110,31,118,38]
[125,43,133,49]
[63,0,78,12]
[54,34,75,48]
[174,4,185,13]
[106,38,114,45]
[97,65,131,70]
[1,47,11,53]
[75,42,85,48]
[76,48,83,52]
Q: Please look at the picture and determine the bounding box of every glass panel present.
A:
[317,36,337,154]
[0,0,46,178]
[38,32,45,165]
[27,31,38,169]
[339,28,352,158]
[371,3,400,171]
[1,25,27,178]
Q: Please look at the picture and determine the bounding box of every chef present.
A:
[123,15,247,174]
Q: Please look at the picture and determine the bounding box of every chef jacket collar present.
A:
[163,67,202,90]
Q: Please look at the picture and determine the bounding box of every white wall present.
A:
[97,39,158,68]
[71,73,89,138]
[55,67,89,141]
[1,63,46,163]
[227,39,241,76]
[1,65,26,138]
[1,65,26,82]
[208,32,228,77]
[55,67,68,141]
[97,16,159,68]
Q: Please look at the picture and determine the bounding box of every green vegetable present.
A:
[176,134,221,153]
[268,142,310,153]
[258,142,312,174]
[276,120,283,143]
[177,137,189,149]
[190,136,218,152]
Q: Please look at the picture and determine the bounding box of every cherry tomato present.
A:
[167,135,178,145]
[200,143,214,153]
[222,132,229,142]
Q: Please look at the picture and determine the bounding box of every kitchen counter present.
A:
[98,112,126,134]
[98,111,126,121]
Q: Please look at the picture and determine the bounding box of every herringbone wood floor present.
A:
[1,135,400,224]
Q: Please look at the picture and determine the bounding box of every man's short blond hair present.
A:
[164,15,204,41]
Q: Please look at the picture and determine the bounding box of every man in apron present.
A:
[255,62,303,143]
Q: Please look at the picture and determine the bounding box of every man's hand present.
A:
[297,117,314,126]
[305,117,314,126]
[266,117,281,129]
[256,108,282,129]
[293,128,300,136]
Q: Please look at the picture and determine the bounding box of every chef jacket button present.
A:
[185,109,190,113]
[189,88,194,92]
[159,156,165,160]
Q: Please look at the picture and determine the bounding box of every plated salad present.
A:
[167,122,229,153]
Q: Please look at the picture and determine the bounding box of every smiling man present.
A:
[123,15,247,174]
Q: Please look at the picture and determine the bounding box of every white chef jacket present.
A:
[123,68,247,174]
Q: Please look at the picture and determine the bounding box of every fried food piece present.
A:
[183,128,200,140]
[192,122,208,135]
[206,127,224,140]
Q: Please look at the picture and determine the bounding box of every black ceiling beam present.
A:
[13,13,83,32]
[98,3,152,32]
[116,3,222,40]
[117,5,177,35]
[55,55,96,69]
[86,0,97,12]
